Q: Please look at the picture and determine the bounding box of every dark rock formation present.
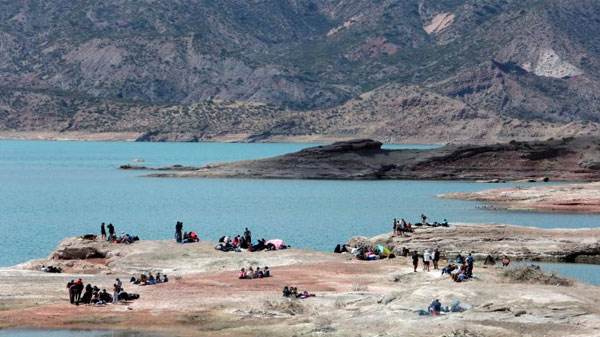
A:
[145,136,600,181]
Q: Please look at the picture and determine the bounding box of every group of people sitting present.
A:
[238,266,271,279]
[392,218,413,236]
[41,265,62,273]
[216,228,289,252]
[333,244,349,253]
[352,245,395,261]
[175,221,200,243]
[393,215,449,236]
[282,286,315,299]
[67,278,139,306]
[100,222,139,244]
[114,232,140,244]
[441,253,475,282]
[421,298,470,316]
[130,272,169,285]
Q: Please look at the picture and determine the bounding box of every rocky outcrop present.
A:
[440,182,600,213]
[145,136,600,181]
[3,230,600,337]
[348,222,600,264]
[49,237,109,260]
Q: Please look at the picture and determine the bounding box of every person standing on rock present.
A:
[412,251,419,272]
[398,219,406,237]
[432,249,440,270]
[175,221,183,243]
[107,223,115,242]
[420,214,427,225]
[393,219,398,236]
[67,279,76,304]
[75,278,84,304]
[466,253,474,277]
[423,249,431,272]
[101,222,106,240]
[244,227,252,244]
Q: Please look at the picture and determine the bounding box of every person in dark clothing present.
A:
[432,249,440,270]
[412,251,419,272]
[429,299,442,315]
[334,244,341,253]
[74,278,84,303]
[466,253,474,277]
[175,221,183,242]
[101,223,106,240]
[81,284,93,304]
[244,227,252,244]
[107,223,115,241]
[67,280,76,304]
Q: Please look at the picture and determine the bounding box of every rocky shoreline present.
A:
[347,222,600,264]
[2,223,600,337]
[440,182,600,214]
[132,137,600,181]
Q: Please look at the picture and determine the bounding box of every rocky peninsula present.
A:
[441,182,600,213]
[134,136,600,181]
[2,223,600,337]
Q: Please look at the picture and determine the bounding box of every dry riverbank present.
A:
[440,182,600,213]
[2,225,600,337]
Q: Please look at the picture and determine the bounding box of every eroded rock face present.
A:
[49,237,109,260]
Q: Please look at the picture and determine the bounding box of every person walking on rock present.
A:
[101,222,106,240]
[412,251,419,272]
[433,248,440,270]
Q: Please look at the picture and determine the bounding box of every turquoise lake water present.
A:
[1,140,599,283]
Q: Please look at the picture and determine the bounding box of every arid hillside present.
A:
[2,0,600,142]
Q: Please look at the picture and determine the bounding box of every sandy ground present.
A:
[440,182,600,213]
[2,237,600,337]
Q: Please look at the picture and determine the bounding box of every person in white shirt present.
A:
[423,249,431,271]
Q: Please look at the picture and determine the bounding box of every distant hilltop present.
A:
[2,1,600,143]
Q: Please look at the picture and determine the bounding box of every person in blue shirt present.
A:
[466,253,474,277]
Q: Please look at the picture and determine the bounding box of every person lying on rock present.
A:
[42,265,62,273]
[297,290,315,299]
